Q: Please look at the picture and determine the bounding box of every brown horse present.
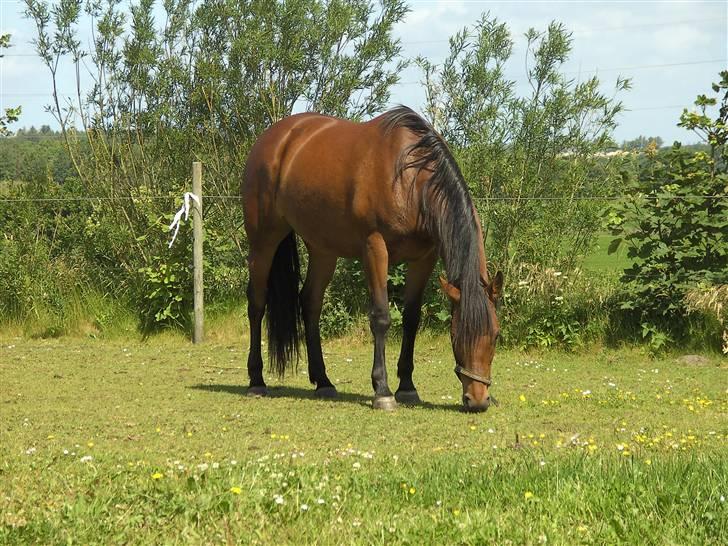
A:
[242,106,502,412]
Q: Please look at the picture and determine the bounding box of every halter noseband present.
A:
[454,365,492,386]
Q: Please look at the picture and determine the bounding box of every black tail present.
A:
[265,232,303,377]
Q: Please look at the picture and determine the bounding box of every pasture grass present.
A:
[582,233,631,273]
[1,334,726,544]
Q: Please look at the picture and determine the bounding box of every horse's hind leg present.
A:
[395,250,437,405]
[300,248,337,397]
[245,231,287,396]
[362,233,396,410]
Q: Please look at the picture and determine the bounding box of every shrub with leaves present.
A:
[499,264,618,350]
[608,71,728,351]
[22,0,407,332]
[417,15,629,275]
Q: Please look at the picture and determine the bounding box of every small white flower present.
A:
[230,460,238,466]
[540,460,546,467]
[273,494,285,505]
[300,504,309,511]
[582,390,592,395]
[197,463,209,472]
[63,449,69,455]
[25,447,36,455]
[80,455,93,463]
[316,498,325,505]
[352,462,361,470]
[487,428,495,434]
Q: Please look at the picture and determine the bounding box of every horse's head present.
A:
[439,272,503,412]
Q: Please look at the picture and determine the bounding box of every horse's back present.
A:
[243,111,429,259]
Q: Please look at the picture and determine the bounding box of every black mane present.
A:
[381,106,490,353]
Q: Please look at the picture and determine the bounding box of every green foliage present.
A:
[0,131,71,183]
[418,15,629,275]
[499,264,618,350]
[19,0,408,334]
[608,72,728,351]
[621,136,664,151]
[138,257,192,333]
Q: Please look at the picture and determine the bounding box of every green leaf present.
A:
[607,238,622,255]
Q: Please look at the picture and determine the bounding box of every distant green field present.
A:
[1,336,725,544]
[582,233,632,273]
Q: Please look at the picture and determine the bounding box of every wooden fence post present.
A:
[192,161,204,344]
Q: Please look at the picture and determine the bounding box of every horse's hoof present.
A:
[372,396,397,411]
[315,386,338,399]
[395,390,421,405]
[247,385,268,397]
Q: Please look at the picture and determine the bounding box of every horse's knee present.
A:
[369,307,391,334]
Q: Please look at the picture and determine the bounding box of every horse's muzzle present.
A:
[462,393,491,412]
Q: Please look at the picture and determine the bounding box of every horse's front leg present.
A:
[395,250,437,405]
[362,233,396,410]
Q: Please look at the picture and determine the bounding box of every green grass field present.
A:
[1,335,726,544]
[582,233,632,273]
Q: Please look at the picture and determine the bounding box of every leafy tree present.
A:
[607,71,728,351]
[417,14,629,274]
[621,135,664,151]
[22,0,408,330]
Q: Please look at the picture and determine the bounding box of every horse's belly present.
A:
[278,186,364,257]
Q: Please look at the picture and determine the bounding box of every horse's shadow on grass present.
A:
[189,383,464,413]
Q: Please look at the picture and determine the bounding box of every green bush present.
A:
[607,72,728,352]
[499,264,618,350]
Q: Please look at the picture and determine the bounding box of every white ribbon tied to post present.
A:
[168,192,201,248]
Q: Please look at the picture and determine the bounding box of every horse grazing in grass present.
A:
[242,106,503,412]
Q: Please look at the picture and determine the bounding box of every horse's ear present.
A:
[489,271,504,300]
[439,275,461,303]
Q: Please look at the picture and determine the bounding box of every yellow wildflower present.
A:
[151,472,163,480]
[230,486,242,495]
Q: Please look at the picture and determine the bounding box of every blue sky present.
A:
[1,0,726,143]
